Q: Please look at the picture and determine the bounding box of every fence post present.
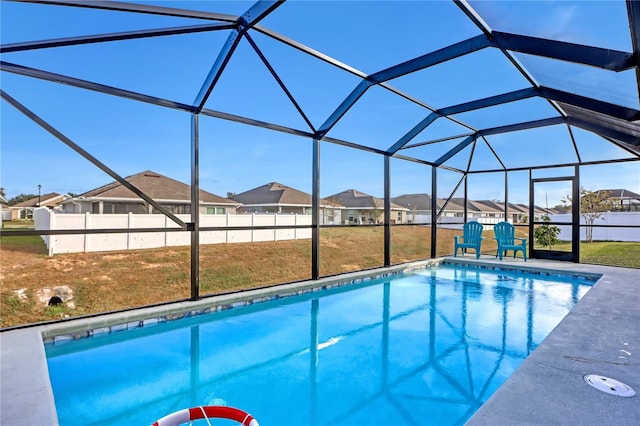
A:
[127,212,133,250]
[251,213,255,242]
[164,215,169,248]
[225,213,229,243]
[84,212,91,253]
[48,210,55,256]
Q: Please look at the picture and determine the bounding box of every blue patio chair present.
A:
[493,221,527,261]
[453,221,484,259]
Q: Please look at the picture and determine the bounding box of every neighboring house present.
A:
[467,200,554,223]
[391,193,433,223]
[394,194,495,222]
[1,204,9,221]
[392,194,545,224]
[471,200,505,221]
[391,193,447,223]
[231,182,313,214]
[326,189,407,224]
[596,188,640,212]
[393,194,483,223]
[9,192,69,220]
[507,203,530,223]
[464,199,503,222]
[61,170,240,215]
[229,182,343,224]
[1,194,10,221]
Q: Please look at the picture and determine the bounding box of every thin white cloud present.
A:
[536,4,578,41]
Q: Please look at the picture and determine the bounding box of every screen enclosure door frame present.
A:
[529,168,580,262]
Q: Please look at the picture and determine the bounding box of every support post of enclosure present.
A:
[463,174,468,223]
[431,166,437,258]
[528,169,534,256]
[572,165,580,262]
[384,155,391,266]
[190,114,200,300]
[311,138,320,280]
[504,170,509,222]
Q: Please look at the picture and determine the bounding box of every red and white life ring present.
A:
[152,405,259,426]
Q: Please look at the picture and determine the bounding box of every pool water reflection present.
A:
[45,264,594,425]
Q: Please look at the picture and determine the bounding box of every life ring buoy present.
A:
[152,405,258,426]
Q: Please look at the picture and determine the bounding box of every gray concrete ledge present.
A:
[0,328,58,426]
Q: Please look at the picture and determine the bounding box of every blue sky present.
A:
[1,0,638,207]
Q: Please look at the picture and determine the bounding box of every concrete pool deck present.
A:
[1,257,638,425]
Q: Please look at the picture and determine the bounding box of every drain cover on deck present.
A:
[584,375,636,397]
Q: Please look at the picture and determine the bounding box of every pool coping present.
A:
[1,257,638,425]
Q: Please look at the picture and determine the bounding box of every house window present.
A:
[103,203,118,214]
[158,204,190,214]
[206,207,225,214]
[114,203,128,214]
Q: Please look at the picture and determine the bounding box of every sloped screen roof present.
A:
[1,0,638,180]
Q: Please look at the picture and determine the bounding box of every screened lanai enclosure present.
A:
[1,0,639,325]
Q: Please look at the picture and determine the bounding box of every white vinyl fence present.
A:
[435,217,505,231]
[411,215,505,229]
[427,212,640,241]
[35,209,312,256]
[550,212,640,242]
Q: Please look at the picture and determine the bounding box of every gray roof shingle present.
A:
[79,170,237,205]
[327,189,405,209]
[596,188,640,200]
[12,193,62,208]
[230,182,311,205]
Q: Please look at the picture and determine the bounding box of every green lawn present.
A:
[1,221,47,255]
[0,234,47,254]
[579,241,640,268]
[537,240,640,268]
[1,220,34,229]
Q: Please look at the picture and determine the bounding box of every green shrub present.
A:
[534,215,561,249]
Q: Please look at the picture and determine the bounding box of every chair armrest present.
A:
[514,238,527,243]
[454,236,462,243]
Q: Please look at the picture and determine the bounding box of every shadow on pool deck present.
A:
[1,257,638,425]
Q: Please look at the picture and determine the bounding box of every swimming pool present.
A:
[45,263,595,425]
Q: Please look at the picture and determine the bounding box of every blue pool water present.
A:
[45,264,595,425]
